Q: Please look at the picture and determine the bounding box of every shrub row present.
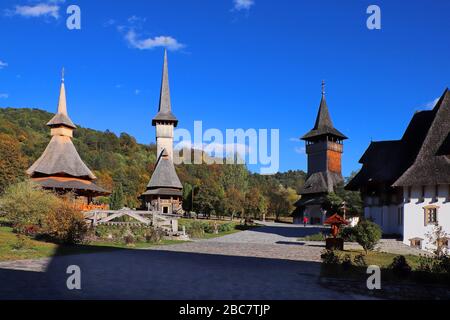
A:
[94,225,164,244]
[181,220,235,238]
[321,250,450,284]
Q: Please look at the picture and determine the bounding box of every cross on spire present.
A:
[321,80,325,96]
[61,67,65,83]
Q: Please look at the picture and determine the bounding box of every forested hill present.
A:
[0,107,306,216]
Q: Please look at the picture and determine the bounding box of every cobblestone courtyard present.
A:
[0,222,420,300]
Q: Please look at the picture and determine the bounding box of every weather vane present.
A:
[61,67,65,82]
[321,80,325,96]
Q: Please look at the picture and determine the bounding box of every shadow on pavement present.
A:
[0,244,353,300]
[250,225,329,238]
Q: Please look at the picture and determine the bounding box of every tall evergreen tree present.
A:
[110,184,124,210]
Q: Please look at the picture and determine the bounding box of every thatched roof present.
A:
[146,149,183,191]
[302,94,347,141]
[152,50,178,126]
[27,135,96,180]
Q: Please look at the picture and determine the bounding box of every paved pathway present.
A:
[153,221,424,258]
[0,221,418,300]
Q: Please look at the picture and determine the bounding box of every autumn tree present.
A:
[224,187,245,220]
[0,133,28,194]
[244,187,267,221]
[268,185,297,221]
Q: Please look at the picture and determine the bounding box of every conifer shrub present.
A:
[389,255,412,278]
[321,250,341,265]
[339,227,357,242]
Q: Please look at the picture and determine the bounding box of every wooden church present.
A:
[140,50,183,214]
[293,82,347,224]
[27,71,110,210]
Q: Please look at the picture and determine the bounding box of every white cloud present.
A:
[128,15,146,24]
[233,0,255,11]
[289,137,300,142]
[425,97,439,109]
[8,3,61,19]
[104,19,116,27]
[175,141,250,157]
[124,29,184,51]
[294,147,305,154]
[0,93,9,99]
[134,89,141,95]
[0,60,8,69]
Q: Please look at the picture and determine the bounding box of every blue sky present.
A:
[0,0,449,176]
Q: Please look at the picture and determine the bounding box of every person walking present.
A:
[303,216,309,227]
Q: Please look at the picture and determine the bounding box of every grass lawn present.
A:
[0,226,186,262]
[337,249,421,270]
[0,226,58,261]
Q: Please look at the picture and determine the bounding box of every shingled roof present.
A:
[32,177,108,195]
[347,88,449,190]
[27,135,96,180]
[46,78,76,129]
[27,75,97,182]
[393,89,450,187]
[299,171,343,195]
[146,149,183,190]
[152,49,178,126]
[302,93,347,141]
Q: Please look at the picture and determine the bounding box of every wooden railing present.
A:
[74,203,109,212]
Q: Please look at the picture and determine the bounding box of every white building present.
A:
[347,89,450,250]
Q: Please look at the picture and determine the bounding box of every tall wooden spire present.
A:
[46,68,76,130]
[152,49,178,126]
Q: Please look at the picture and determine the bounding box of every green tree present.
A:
[353,220,382,254]
[110,184,125,210]
[324,179,363,218]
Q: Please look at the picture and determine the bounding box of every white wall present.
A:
[364,201,402,235]
[403,185,450,250]
[156,123,174,160]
